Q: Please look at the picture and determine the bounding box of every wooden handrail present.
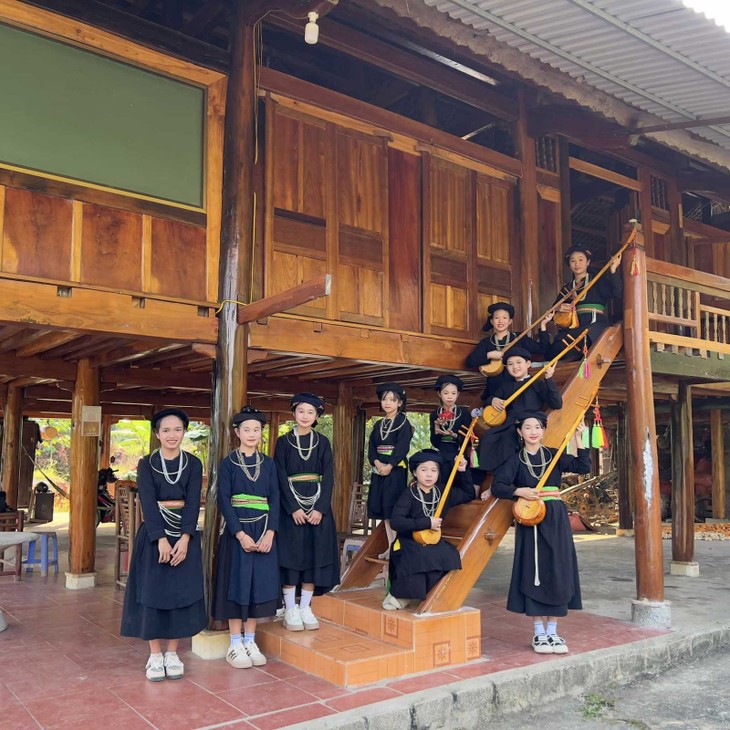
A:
[646,257,730,300]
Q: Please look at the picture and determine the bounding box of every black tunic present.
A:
[492,447,590,616]
[274,429,340,593]
[544,269,623,359]
[212,451,281,621]
[478,376,563,472]
[121,451,207,640]
[367,413,414,519]
[429,404,472,464]
[466,331,547,402]
[388,470,475,600]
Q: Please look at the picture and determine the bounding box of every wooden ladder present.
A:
[338,324,624,614]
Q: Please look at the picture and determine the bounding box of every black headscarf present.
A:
[290,392,325,416]
[434,374,464,392]
[504,347,533,363]
[408,448,445,473]
[514,410,548,429]
[232,406,267,427]
[151,408,189,431]
[482,301,515,331]
[564,244,593,264]
[375,383,407,412]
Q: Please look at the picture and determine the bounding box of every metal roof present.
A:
[421,0,730,152]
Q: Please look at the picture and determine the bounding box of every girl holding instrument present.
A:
[275,393,339,632]
[212,407,279,669]
[477,348,562,473]
[382,449,475,610]
[120,408,206,681]
[368,383,414,555]
[544,244,623,359]
[488,411,589,654]
[429,375,471,464]
[465,302,549,401]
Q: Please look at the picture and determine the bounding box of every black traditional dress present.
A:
[367,413,414,519]
[274,429,340,593]
[429,404,472,465]
[545,268,622,359]
[121,451,206,640]
[492,446,590,616]
[478,376,563,472]
[212,451,280,621]
[466,331,547,402]
[388,470,475,600]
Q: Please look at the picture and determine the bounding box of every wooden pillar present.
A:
[352,406,366,487]
[638,168,655,258]
[333,383,355,533]
[666,176,686,266]
[100,414,115,466]
[616,402,633,532]
[0,383,23,509]
[268,412,283,457]
[517,90,539,324]
[670,382,695,571]
[558,136,572,251]
[68,358,100,587]
[711,410,726,519]
[623,225,667,613]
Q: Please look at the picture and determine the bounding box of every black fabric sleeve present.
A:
[217,456,241,538]
[491,456,520,500]
[558,448,592,476]
[465,338,491,369]
[137,458,165,543]
[180,455,203,537]
[367,424,379,465]
[274,437,300,515]
[542,377,563,410]
[445,469,475,509]
[314,436,334,515]
[390,491,431,533]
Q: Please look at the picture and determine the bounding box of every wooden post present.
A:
[68,358,100,588]
[616,402,633,533]
[0,383,23,509]
[268,412,283,457]
[670,381,696,574]
[711,410,726,519]
[333,383,355,533]
[517,90,539,324]
[558,135,572,253]
[623,225,669,624]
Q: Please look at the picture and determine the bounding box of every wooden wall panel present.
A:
[150,218,206,300]
[2,187,72,279]
[428,160,469,255]
[81,204,142,291]
[476,176,511,266]
[388,149,421,332]
[537,192,561,316]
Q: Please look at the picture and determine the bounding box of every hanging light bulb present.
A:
[304,11,319,45]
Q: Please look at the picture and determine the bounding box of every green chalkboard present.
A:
[0,23,205,207]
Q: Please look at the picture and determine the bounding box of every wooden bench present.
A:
[0,511,34,580]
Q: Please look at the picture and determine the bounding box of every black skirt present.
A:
[368,467,408,519]
[388,536,461,601]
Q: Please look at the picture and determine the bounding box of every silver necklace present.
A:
[489,333,511,350]
[379,413,405,440]
[519,446,551,480]
[230,450,263,482]
[436,406,458,431]
[411,484,441,518]
[151,450,187,485]
[290,430,318,461]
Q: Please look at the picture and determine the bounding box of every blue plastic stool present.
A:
[24,532,59,577]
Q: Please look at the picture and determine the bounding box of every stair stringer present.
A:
[415,324,624,615]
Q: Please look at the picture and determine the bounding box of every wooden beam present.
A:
[633,116,730,134]
[623,225,664,603]
[15,331,78,357]
[68,358,100,581]
[333,382,354,532]
[671,381,694,564]
[616,403,632,530]
[569,157,642,192]
[238,274,332,323]
[711,410,726,519]
[0,384,23,508]
[0,279,217,343]
[0,352,77,380]
[101,366,210,389]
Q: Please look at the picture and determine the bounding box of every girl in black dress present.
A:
[212,407,279,669]
[489,411,589,654]
[383,449,475,610]
[275,393,339,632]
[121,408,206,681]
[429,375,471,465]
[367,383,414,557]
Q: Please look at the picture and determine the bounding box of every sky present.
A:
[682,0,730,31]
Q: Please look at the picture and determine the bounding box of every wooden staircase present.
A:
[338,324,624,615]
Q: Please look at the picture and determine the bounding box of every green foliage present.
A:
[582,693,615,719]
[32,418,71,488]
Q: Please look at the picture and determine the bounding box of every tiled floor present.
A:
[1,566,665,730]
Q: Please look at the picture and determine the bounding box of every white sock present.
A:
[300,588,314,610]
[546,620,558,636]
[283,586,297,610]
[229,633,242,647]
[149,652,163,661]
[243,632,255,646]
[533,620,546,636]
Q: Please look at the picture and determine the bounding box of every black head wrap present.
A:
[290,392,325,416]
[564,244,593,264]
[514,410,548,429]
[151,408,189,431]
[434,374,464,392]
[232,406,267,427]
[376,383,407,412]
[504,347,533,363]
[408,449,445,473]
[482,301,515,331]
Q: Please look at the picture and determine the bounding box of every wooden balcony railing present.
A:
[645,258,730,359]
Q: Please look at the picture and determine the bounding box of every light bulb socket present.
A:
[304,11,319,44]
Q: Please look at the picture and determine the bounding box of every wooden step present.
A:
[256,588,481,687]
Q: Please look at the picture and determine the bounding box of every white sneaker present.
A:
[299,605,320,630]
[382,593,410,611]
[163,651,184,679]
[245,640,267,666]
[145,655,165,681]
[283,606,305,631]
[226,643,253,669]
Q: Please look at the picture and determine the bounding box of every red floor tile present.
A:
[258,660,309,681]
[387,670,461,694]
[1,697,40,730]
[185,662,279,694]
[324,687,403,712]
[282,673,351,700]
[218,680,317,716]
[249,702,336,730]
[24,688,129,727]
